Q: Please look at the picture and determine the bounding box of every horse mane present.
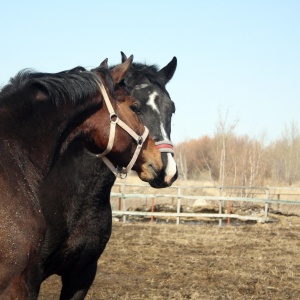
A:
[0,67,114,108]
[110,62,167,91]
[132,62,160,76]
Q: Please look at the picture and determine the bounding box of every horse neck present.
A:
[39,143,116,221]
[0,137,42,204]
[0,98,101,183]
[39,103,118,218]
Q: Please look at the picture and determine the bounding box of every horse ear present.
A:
[31,85,49,101]
[100,58,108,69]
[35,91,48,101]
[110,55,133,84]
[121,51,128,63]
[158,57,177,84]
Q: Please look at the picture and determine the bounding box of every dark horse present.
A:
[38,53,178,299]
[0,57,164,299]
[119,52,177,187]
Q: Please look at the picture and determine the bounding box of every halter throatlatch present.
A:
[93,80,149,179]
[155,140,174,154]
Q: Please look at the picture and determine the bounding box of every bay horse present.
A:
[0,56,163,299]
[38,53,178,299]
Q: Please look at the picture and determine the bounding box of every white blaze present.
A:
[147,91,159,113]
[160,123,177,183]
[134,83,149,90]
[146,91,177,184]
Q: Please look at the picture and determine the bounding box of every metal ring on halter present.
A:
[110,113,118,123]
[137,136,143,145]
[119,173,127,179]
[117,167,128,179]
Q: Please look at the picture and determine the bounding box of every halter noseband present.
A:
[92,80,149,179]
[155,140,174,154]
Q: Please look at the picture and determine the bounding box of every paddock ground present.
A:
[39,215,300,300]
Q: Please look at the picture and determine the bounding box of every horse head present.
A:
[118,52,178,188]
[76,56,163,184]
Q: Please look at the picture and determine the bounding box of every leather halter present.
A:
[155,140,174,154]
[91,80,149,179]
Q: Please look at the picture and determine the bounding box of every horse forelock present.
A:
[91,67,115,97]
[108,62,167,92]
[0,68,101,108]
[131,63,168,91]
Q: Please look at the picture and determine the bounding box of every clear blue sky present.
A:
[1,1,299,144]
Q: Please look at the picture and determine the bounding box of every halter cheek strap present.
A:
[92,80,149,179]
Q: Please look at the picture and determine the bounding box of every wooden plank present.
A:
[111,183,300,225]
[111,193,300,205]
[112,211,265,222]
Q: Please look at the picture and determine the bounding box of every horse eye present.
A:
[131,103,141,115]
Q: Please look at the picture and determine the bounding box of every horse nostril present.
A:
[148,163,158,176]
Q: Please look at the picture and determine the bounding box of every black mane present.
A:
[132,62,159,75]
[133,62,167,88]
[0,67,109,108]
[110,62,168,91]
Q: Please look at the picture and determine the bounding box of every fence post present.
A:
[264,188,269,222]
[121,183,126,223]
[219,187,223,226]
[118,184,122,210]
[227,200,231,226]
[150,197,155,223]
[176,187,181,225]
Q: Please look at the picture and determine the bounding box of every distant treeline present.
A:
[175,122,300,186]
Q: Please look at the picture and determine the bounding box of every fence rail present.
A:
[111,183,300,226]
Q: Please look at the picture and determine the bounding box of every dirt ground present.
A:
[39,215,300,300]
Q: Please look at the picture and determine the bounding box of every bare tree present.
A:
[281,121,300,184]
[176,150,188,181]
[214,108,239,186]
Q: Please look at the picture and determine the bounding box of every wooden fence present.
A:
[110,183,300,226]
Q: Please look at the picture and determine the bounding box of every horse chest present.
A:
[44,204,112,275]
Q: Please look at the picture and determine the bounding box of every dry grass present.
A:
[39,176,300,299]
[39,215,300,300]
